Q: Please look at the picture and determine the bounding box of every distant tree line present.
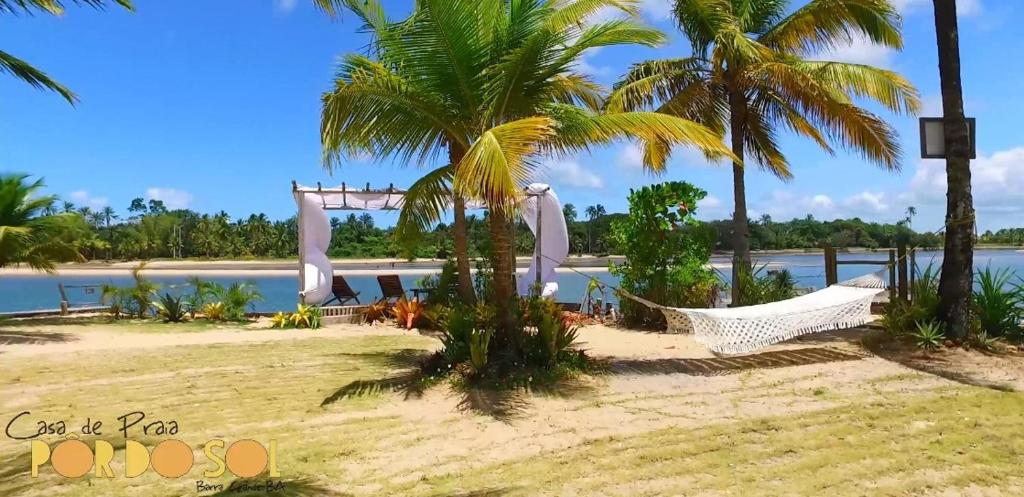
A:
[42,195,964,264]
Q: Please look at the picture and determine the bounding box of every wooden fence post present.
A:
[888,249,897,301]
[824,247,837,286]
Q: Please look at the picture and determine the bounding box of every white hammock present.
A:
[622,272,887,355]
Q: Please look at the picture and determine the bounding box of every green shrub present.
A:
[881,263,941,337]
[290,304,322,329]
[733,265,799,306]
[211,282,263,321]
[153,293,188,323]
[610,182,720,328]
[100,263,159,319]
[973,266,1023,338]
[468,329,492,373]
[912,320,945,351]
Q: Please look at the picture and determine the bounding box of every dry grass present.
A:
[0,321,1021,497]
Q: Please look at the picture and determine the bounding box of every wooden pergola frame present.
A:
[292,181,552,304]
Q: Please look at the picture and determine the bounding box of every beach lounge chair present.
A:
[323,275,360,306]
[377,275,409,305]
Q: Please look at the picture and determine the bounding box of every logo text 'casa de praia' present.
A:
[7,411,280,479]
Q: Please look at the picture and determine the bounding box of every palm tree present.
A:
[562,203,578,225]
[321,0,733,336]
[931,0,974,341]
[584,204,606,254]
[1,0,133,104]
[904,205,917,228]
[0,174,82,272]
[608,0,920,304]
[101,206,117,260]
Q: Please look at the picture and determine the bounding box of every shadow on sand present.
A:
[605,347,868,377]
[0,329,78,346]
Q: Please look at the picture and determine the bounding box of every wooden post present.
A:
[897,243,909,302]
[57,283,69,315]
[888,248,897,301]
[824,247,838,286]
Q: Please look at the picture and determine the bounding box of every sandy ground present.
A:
[2,318,1022,496]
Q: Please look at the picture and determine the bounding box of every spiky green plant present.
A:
[973,266,1023,338]
[608,0,920,302]
[912,320,945,351]
[211,282,264,321]
[321,0,735,341]
[468,329,493,374]
[153,293,188,323]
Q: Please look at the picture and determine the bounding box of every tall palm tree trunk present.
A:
[728,85,751,305]
[450,145,475,303]
[488,207,517,340]
[932,0,974,341]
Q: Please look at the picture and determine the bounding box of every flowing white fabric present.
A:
[518,184,569,298]
[623,272,887,355]
[295,193,334,304]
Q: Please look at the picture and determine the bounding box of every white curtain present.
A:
[517,183,569,298]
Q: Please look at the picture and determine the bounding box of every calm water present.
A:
[2,250,1022,313]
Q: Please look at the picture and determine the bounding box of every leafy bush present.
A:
[271,312,289,329]
[733,265,799,306]
[973,266,1023,338]
[415,259,459,307]
[362,300,390,324]
[153,293,188,323]
[212,282,263,321]
[185,277,217,319]
[201,302,226,321]
[468,329,492,373]
[610,182,720,328]
[100,263,159,319]
[289,304,322,329]
[391,297,425,330]
[912,320,945,351]
[881,263,941,337]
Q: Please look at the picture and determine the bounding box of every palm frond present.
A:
[453,117,556,212]
[798,60,921,115]
[395,164,455,250]
[606,57,708,113]
[546,104,735,172]
[760,0,903,54]
[0,50,77,104]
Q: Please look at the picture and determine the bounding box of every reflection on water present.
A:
[2,250,1021,313]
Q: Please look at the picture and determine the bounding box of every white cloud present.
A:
[810,194,835,211]
[696,194,726,218]
[817,33,895,68]
[69,190,108,210]
[617,142,645,169]
[576,47,612,78]
[893,0,982,17]
[910,147,1024,212]
[843,191,891,214]
[542,160,604,189]
[146,187,194,210]
[638,0,673,21]
[273,0,298,13]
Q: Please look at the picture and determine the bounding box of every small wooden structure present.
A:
[824,243,915,302]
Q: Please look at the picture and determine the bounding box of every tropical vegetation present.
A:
[881,263,1024,349]
[101,267,264,322]
[607,0,921,304]
[0,174,83,272]
[319,0,735,343]
[611,181,719,328]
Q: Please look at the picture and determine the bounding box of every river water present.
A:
[2,249,1021,313]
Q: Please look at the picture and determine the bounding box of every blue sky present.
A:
[1,0,1022,232]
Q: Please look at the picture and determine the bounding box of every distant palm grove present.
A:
[21,189,989,264]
